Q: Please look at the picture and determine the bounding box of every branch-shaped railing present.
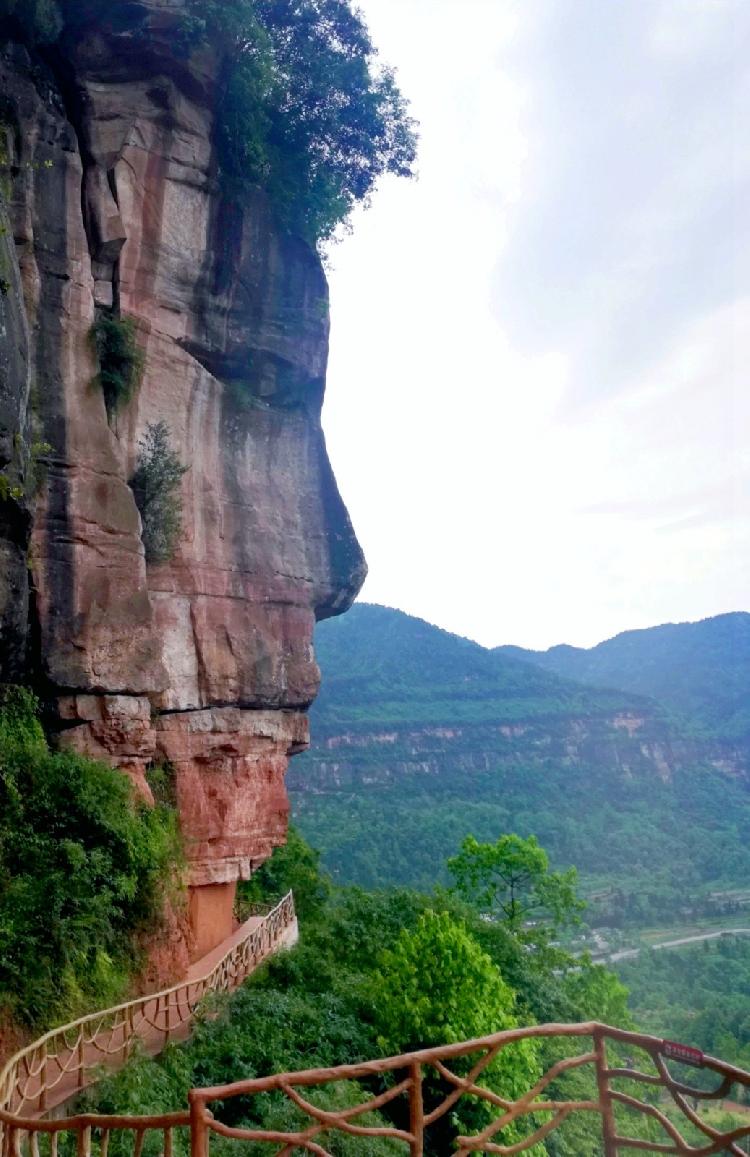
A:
[1,1021,748,1156]
[187,1022,750,1155]
[0,892,296,1122]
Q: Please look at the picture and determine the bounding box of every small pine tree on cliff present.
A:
[130,421,188,565]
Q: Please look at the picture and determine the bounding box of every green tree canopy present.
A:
[371,910,544,1153]
[198,0,418,241]
[371,909,520,1052]
[448,833,585,937]
[1,0,417,244]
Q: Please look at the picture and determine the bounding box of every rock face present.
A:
[291,715,750,795]
[0,4,365,962]
[0,135,31,680]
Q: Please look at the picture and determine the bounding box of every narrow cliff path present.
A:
[29,917,264,1116]
[0,895,298,1120]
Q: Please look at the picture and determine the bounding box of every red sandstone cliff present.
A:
[0,2,365,963]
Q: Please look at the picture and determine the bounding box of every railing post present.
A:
[125,1006,135,1060]
[593,1027,618,1157]
[408,1062,424,1156]
[77,1125,91,1157]
[38,1055,46,1114]
[189,1093,209,1157]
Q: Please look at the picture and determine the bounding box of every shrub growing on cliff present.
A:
[91,312,145,417]
[130,421,188,565]
[0,687,180,1028]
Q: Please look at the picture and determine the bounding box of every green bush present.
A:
[130,421,188,565]
[0,473,23,502]
[0,687,181,1029]
[230,1081,404,1156]
[84,992,398,1157]
[145,761,178,810]
[91,313,144,417]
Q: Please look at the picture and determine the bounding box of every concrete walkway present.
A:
[187,917,264,980]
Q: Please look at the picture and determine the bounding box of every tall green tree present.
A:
[448,833,584,937]
[371,910,520,1051]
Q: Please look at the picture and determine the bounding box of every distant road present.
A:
[605,927,750,963]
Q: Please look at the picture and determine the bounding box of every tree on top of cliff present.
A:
[187,0,418,242]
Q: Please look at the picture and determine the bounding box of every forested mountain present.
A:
[498,612,750,741]
[290,604,750,924]
[308,602,654,730]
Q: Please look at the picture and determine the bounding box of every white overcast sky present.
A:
[321,0,749,650]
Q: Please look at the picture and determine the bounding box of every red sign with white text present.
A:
[661,1040,705,1068]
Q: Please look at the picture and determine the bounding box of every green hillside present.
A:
[498,612,750,741]
[291,604,750,925]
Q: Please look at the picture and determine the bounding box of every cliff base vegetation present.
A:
[0,687,182,1029]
